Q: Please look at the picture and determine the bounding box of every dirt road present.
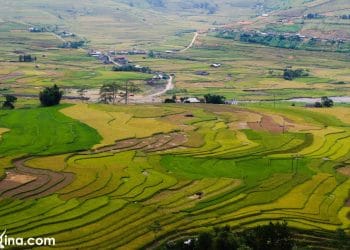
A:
[179,32,199,52]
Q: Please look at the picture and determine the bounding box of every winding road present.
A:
[150,76,174,97]
[130,76,174,103]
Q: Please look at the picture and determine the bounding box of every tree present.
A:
[314,101,322,108]
[164,94,177,103]
[2,95,17,109]
[321,96,334,107]
[204,94,226,104]
[197,232,213,250]
[39,84,63,106]
[243,222,294,250]
[336,228,347,249]
[19,54,35,62]
[148,50,155,58]
[99,82,139,104]
[99,83,120,104]
[166,222,294,250]
[283,68,309,81]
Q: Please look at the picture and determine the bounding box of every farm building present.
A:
[184,97,201,103]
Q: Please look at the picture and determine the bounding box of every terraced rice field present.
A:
[0,103,349,249]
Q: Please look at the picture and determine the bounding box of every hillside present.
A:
[4,0,350,47]
[228,0,350,40]
[0,0,256,47]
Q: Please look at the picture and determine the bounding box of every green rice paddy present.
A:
[0,103,349,249]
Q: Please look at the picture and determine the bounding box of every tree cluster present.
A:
[39,84,63,107]
[216,30,350,52]
[99,82,140,104]
[193,2,218,14]
[112,65,151,73]
[1,95,17,109]
[19,54,36,62]
[283,68,309,80]
[315,96,334,108]
[166,222,295,250]
[164,95,177,103]
[147,0,165,8]
[60,41,85,49]
[305,13,323,19]
[340,14,350,19]
[204,94,226,104]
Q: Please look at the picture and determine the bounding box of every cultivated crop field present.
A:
[1,20,350,102]
[0,103,349,249]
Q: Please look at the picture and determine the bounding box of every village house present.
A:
[225,99,238,105]
[60,31,74,37]
[113,56,129,65]
[88,50,102,57]
[211,63,222,68]
[184,97,201,103]
[29,27,44,32]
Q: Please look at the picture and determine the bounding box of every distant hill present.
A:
[0,0,349,46]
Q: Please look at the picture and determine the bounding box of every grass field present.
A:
[0,103,349,249]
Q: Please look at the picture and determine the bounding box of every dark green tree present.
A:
[321,96,334,107]
[243,222,294,250]
[39,84,63,107]
[314,101,322,108]
[2,94,17,109]
[283,68,308,81]
[99,83,122,104]
[197,232,212,250]
[148,50,155,58]
[164,94,177,103]
[204,94,226,104]
[335,228,347,249]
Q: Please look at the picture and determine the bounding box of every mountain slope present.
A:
[0,0,349,46]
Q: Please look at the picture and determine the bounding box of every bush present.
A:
[321,96,334,107]
[164,98,176,103]
[204,94,226,104]
[2,94,17,109]
[283,68,309,80]
[314,102,322,108]
[39,84,63,107]
[164,95,177,103]
[314,97,334,108]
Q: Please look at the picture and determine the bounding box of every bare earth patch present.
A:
[0,158,74,200]
[337,166,350,177]
[6,171,36,184]
[248,115,286,133]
